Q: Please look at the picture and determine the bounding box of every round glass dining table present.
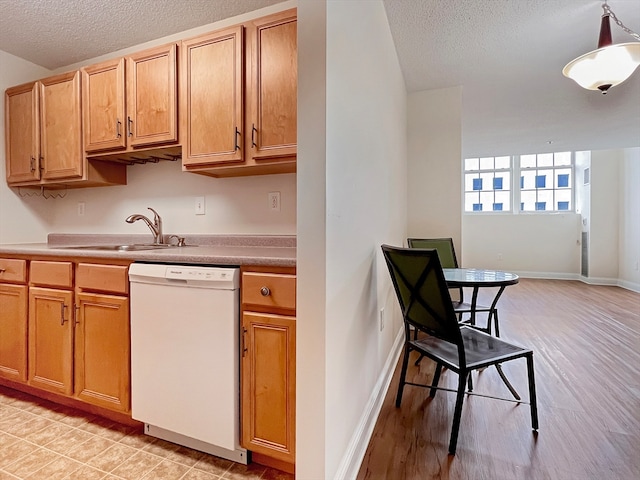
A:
[443,268,519,334]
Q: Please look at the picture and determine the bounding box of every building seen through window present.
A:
[464,152,574,213]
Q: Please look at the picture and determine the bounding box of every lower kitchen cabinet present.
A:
[28,287,74,395]
[75,292,130,412]
[0,257,132,419]
[242,312,296,468]
[0,258,28,382]
[0,284,28,382]
[241,267,296,473]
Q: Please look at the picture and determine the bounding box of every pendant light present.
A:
[563,1,640,94]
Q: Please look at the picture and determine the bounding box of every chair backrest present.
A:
[407,238,459,268]
[381,244,463,346]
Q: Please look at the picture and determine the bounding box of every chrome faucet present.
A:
[126,207,163,244]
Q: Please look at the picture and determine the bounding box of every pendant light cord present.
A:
[603,2,640,41]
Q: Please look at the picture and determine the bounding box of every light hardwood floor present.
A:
[356,279,640,480]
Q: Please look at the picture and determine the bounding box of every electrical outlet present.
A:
[379,308,385,331]
[195,196,205,215]
[77,202,85,217]
[268,192,281,212]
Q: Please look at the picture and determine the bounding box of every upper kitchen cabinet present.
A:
[5,72,84,184]
[128,45,178,147]
[181,9,297,177]
[82,58,126,152]
[180,26,244,168]
[39,72,84,181]
[82,43,179,155]
[4,82,39,184]
[4,71,126,188]
[246,10,297,164]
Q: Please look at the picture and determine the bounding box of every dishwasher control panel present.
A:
[165,266,234,282]
[129,263,239,289]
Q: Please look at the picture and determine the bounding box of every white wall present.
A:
[407,87,462,254]
[0,50,53,243]
[296,0,327,476]
[323,0,407,478]
[0,2,298,244]
[48,163,296,236]
[619,147,640,290]
[463,213,581,275]
[589,149,621,282]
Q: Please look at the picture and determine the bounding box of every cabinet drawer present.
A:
[76,263,129,294]
[0,258,27,283]
[242,272,296,311]
[30,261,73,288]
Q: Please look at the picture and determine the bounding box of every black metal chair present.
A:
[381,244,538,455]
[407,237,499,335]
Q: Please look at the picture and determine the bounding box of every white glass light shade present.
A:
[563,42,640,91]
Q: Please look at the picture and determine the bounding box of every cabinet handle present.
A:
[251,124,258,148]
[127,116,133,137]
[116,119,122,138]
[0,268,6,274]
[30,156,36,172]
[260,286,270,297]
[74,304,80,325]
[39,156,44,172]
[242,327,248,357]
[60,304,68,326]
[234,127,240,151]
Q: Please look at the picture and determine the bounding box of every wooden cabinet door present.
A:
[4,82,40,183]
[83,58,126,152]
[242,311,296,465]
[181,26,244,167]
[127,44,178,148]
[0,284,28,382]
[28,287,74,395]
[75,292,130,412]
[246,10,297,162]
[39,71,83,180]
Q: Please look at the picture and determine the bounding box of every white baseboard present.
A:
[512,270,581,281]
[579,276,619,286]
[333,327,404,480]
[514,271,640,292]
[617,279,640,293]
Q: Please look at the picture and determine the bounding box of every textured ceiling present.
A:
[382,0,640,156]
[0,0,639,157]
[0,0,284,69]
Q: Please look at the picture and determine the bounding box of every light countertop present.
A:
[0,234,296,268]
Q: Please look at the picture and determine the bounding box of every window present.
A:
[464,156,511,212]
[464,151,574,213]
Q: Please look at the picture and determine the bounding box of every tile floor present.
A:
[0,386,293,480]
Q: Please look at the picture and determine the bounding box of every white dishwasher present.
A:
[129,262,246,463]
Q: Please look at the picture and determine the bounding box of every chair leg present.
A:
[493,310,500,337]
[467,372,473,392]
[448,372,468,455]
[496,363,521,400]
[395,346,411,408]
[526,353,539,430]
[414,353,425,366]
[429,363,443,398]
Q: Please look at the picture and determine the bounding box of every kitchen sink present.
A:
[56,244,177,252]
